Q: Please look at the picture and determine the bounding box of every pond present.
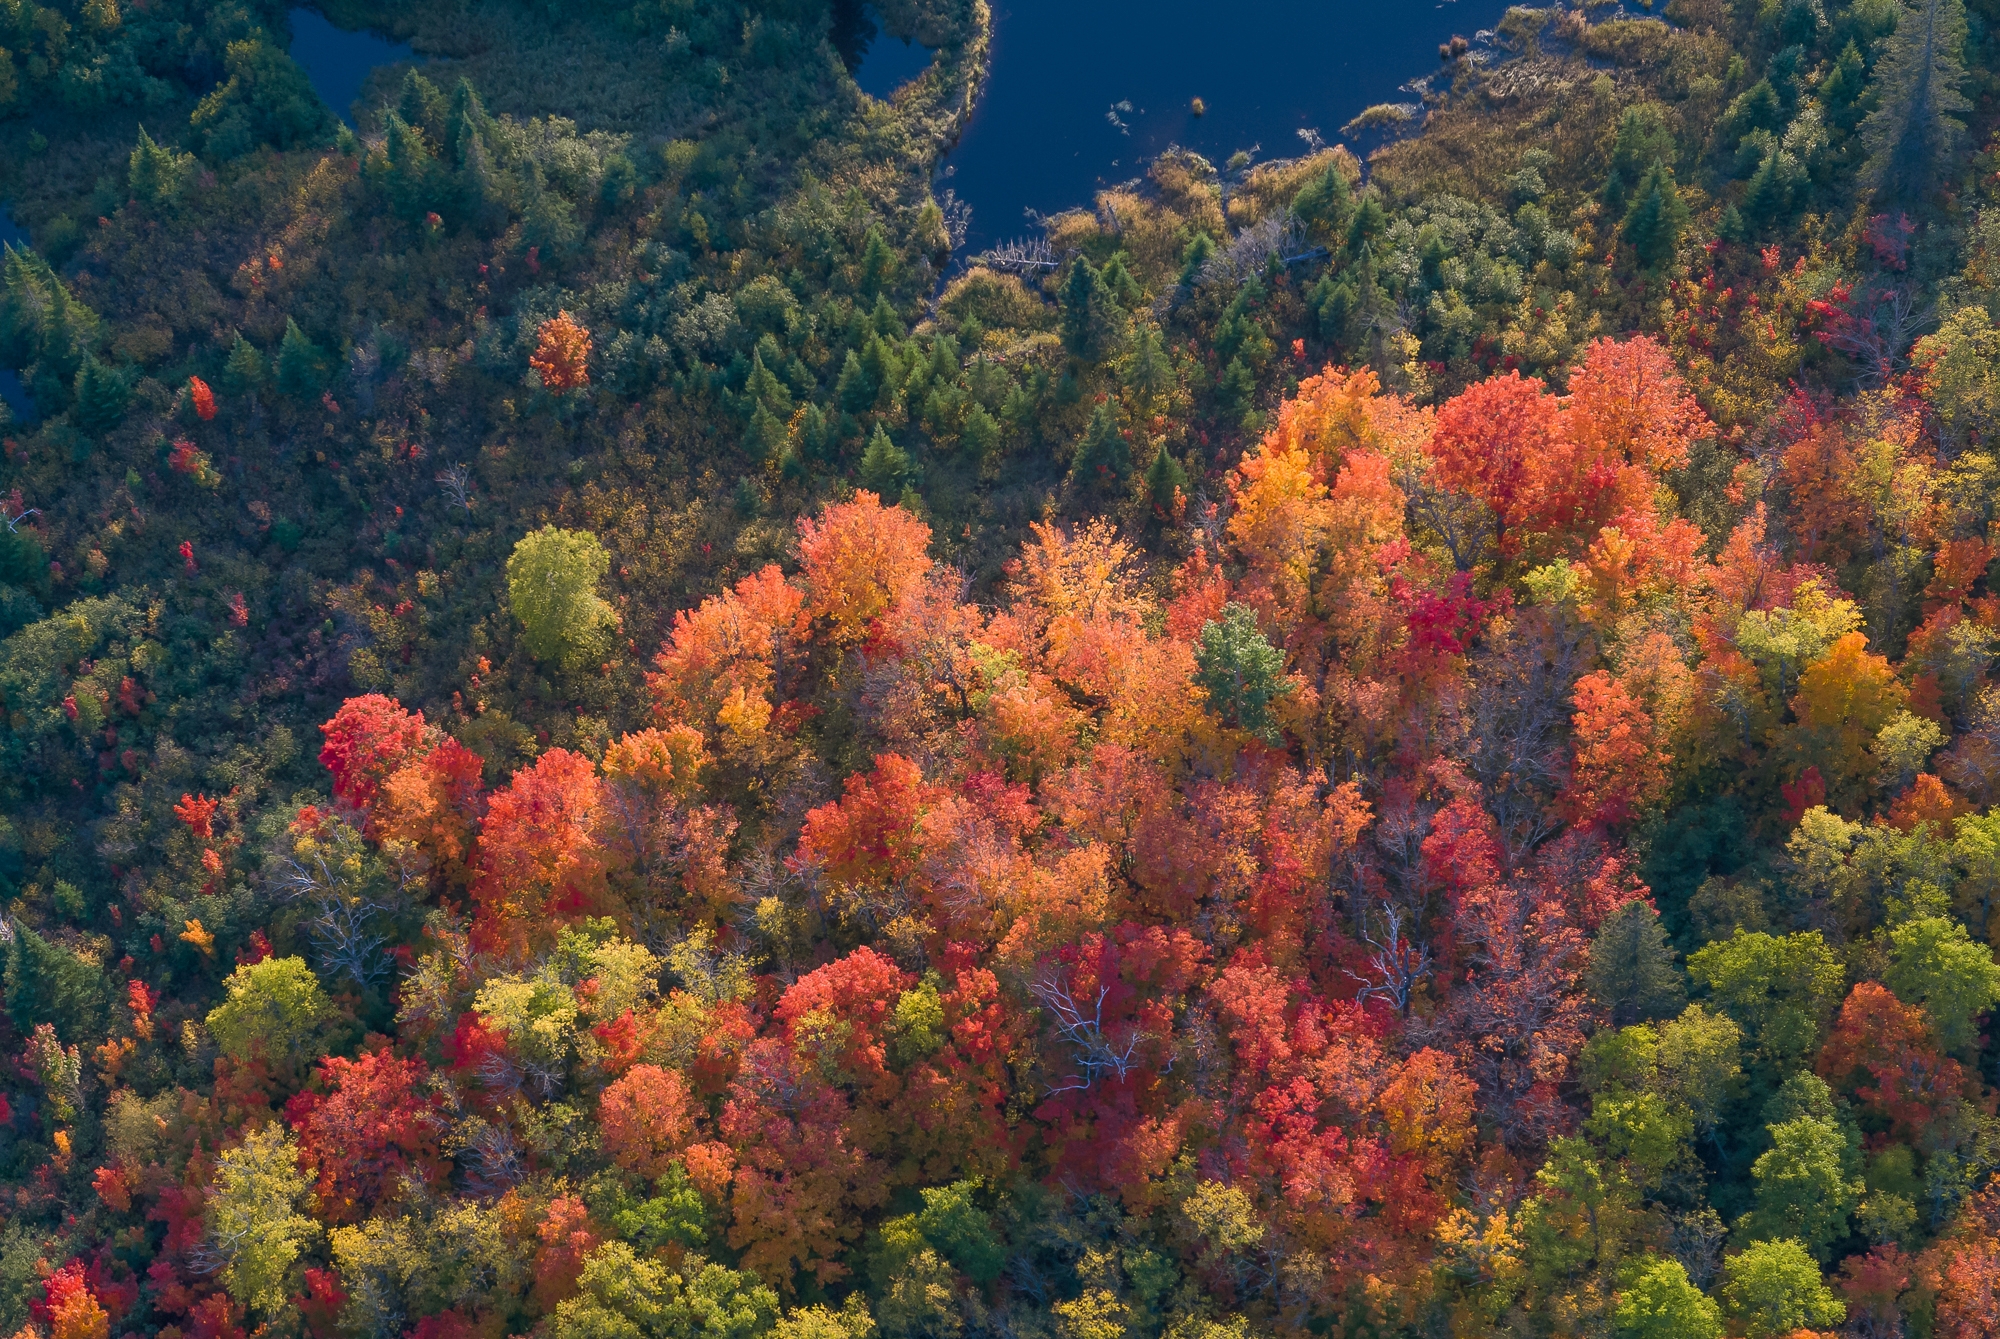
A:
[849,0,1520,254]
[287,7,421,127]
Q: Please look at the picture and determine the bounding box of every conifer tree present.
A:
[127,126,189,206]
[276,318,327,400]
[1621,164,1690,269]
[72,357,129,434]
[1860,0,1972,194]
[859,423,910,493]
[222,332,268,400]
[1143,443,1189,524]
[1071,399,1129,491]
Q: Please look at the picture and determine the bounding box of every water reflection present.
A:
[288,7,420,127]
[833,0,935,100]
[943,0,1518,253]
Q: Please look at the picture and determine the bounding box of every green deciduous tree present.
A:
[507,526,617,671]
[208,1125,322,1318]
[1686,930,1844,1072]
[1719,1238,1844,1339]
[204,955,333,1067]
[1883,913,2000,1052]
[550,1242,779,1339]
[1612,1256,1723,1339]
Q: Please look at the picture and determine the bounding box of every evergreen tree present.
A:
[1602,104,1677,213]
[72,357,129,434]
[1195,603,1294,743]
[744,400,788,464]
[858,225,898,299]
[1143,444,1189,524]
[1071,399,1129,492]
[1859,0,1972,194]
[398,70,447,140]
[1345,192,1388,262]
[1178,231,1216,288]
[1122,321,1172,412]
[1621,164,1690,269]
[276,318,328,400]
[1818,40,1867,129]
[1292,162,1354,243]
[222,332,268,399]
[128,125,190,207]
[1060,258,1118,361]
[1586,902,1687,1026]
[859,423,911,493]
[522,165,581,258]
[379,113,437,221]
[960,402,1000,463]
[743,348,793,422]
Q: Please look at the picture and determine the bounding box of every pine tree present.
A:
[276,318,327,400]
[1601,104,1676,213]
[1585,902,1687,1026]
[72,357,130,434]
[1292,162,1353,244]
[960,402,1000,462]
[1194,602,1294,743]
[1143,444,1189,525]
[1060,258,1117,361]
[744,400,788,464]
[743,349,794,422]
[1860,0,1972,194]
[398,70,446,140]
[858,225,898,299]
[1621,164,1690,270]
[1122,321,1172,413]
[222,332,268,399]
[380,113,436,221]
[127,125,190,207]
[859,423,910,493]
[1071,399,1129,492]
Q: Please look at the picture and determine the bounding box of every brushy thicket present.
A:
[13,1,2000,1337]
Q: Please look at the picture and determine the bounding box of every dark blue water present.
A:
[851,34,936,99]
[288,7,420,126]
[933,0,1517,252]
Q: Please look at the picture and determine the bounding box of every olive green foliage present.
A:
[550,1242,779,1339]
[507,525,617,671]
[204,955,334,1066]
[1612,1257,1722,1339]
[1719,1238,1844,1339]
[209,1125,322,1317]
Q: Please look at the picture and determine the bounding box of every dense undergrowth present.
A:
[9,0,2000,1336]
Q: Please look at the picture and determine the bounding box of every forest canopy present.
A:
[11,0,2000,1337]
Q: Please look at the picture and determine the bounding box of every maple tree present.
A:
[529,310,592,392]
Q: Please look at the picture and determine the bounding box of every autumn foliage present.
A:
[529,310,592,392]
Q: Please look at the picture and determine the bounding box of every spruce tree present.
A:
[222,332,268,399]
[1292,162,1353,244]
[128,126,190,207]
[72,357,130,434]
[1585,902,1687,1026]
[858,225,898,300]
[960,402,1000,463]
[859,423,910,493]
[381,113,436,221]
[276,318,327,400]
[1621,164,1690,269]
[1860,0,1972,194]
[1143,444,1189,523]
[1060,258,1117,361]
[1071,399,1129,491]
